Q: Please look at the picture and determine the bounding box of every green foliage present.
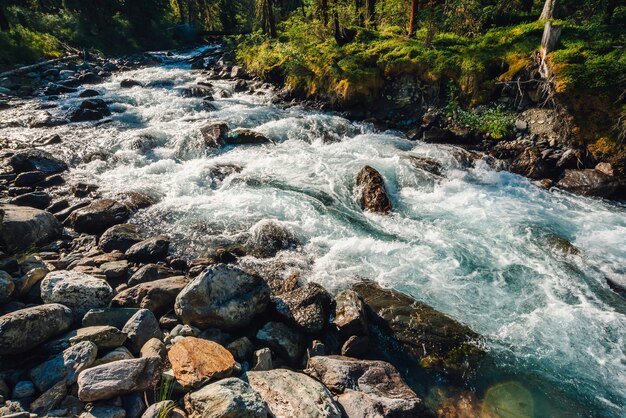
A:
[458,106,513,139]
[0,25,62,64]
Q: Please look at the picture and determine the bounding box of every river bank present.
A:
[1,45,626,417]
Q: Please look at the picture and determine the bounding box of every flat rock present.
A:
[125,235,170,263]
[30,340,98,392]
[247,369,341,418]
[185,377,266,418]
[306,356,424,417]
[168,336,235,389]
[112,276,189,315]
[175,264,269,329]
[40,270,114,319]
[9,149,68,175]
[99,224,146,252]
[122,309,163,354]
[0,303,73,355]
[353,281,484,375]
[82,307,140,329]
[67,199,130,234]
[356,166,392,214]
[77,357,162,402]
[44,326,126,354]
[272,283,332,332]
[0,205,63,254]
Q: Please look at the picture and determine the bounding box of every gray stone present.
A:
[0,271,15,305]
[67,199,130,234]
[255,322,303,365]
[251,348,272,372]
[92,346,134,367]
[140,338,166,361]
[80,405,126,418]
[40,270,114,319]
[306,356,424,417]
[29,381,67,416]
[227,337,254,362]
[122,309,163,354]
[99,224,146,253]
[244,219,299,258]
[332,289,367,336]
[125,236,170,263]
[112,276,189,316]
[185,377,266,418]
[12,255,48,296]
[77,357,162,402]
[100,260,130,280]
[11,381,35,399]
[128,264,174,287]
[10,149,67,175]
[30,340,98,392]
[0,303,73,355]
[83,308,140,329]
[0,205,63,254]
[247,369,341,418]
[45,326,126,354]
[273,283,332,333]
[175,265,270,330]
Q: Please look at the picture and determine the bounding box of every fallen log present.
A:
[0,54,80,79]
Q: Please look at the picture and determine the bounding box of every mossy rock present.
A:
[352,281,484,376]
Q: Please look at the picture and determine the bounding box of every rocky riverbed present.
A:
[1,45,625,417]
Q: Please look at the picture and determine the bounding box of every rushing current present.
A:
[2,46,625,416]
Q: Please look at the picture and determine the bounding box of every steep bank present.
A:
[235,20,626,194]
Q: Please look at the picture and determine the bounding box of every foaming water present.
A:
[2,47,625,416]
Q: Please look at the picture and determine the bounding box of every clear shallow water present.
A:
[2,46,625,416]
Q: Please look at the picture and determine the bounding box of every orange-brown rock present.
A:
[168,337,235,388]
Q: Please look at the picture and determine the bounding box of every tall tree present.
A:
[408,0,419,37]
[0,5,9,31]
[539,0,556,20]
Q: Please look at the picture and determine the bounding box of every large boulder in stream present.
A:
[68,99,111,122]
[356,166,392,214]
[226,129,272,145]
[306,356,425,417]
[352,281,484,375]
[200,121,229,148]
[0,304,73,355]
[175,264,270,330]
[0,204,63,254]
[556,169,626,199]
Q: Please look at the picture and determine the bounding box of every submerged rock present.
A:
[185,377,266,418]
[0,303,73,355]
[356,166,392,214]
[306,356,425,417]
[175,264,270,330]
[247,369,341,418]
[226,129,272,145]
[0,205,62,254]
[168,337,235,389]
[353,281,484,375]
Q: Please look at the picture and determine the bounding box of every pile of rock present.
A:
[0,165,484,417]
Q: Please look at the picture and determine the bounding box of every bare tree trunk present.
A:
[539,20,561,78]
[539,0,556,21]
[268,0,277,38]
[408,0,419,37]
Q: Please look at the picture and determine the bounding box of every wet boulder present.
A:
[407,155,444,176]
[79,89,100,98]
[14,171,46,187]
[306,356,425,417]
[40,270,114,320]
[272,283,332,333]
[510,148,558,180]
[9,149,68,175]
[99,224,147,253]
[181,84,214,98]
[0,304,73,355]
[120,79,143,88]
[556,169,626,200]
[226,129,272,145]
[112,276,189,315]
[168,337,235,389]
[200,121,229,148]
[0,205,63,254]
[67,199,130,234]
[175,264,270,330]
[77,357,162,401]
[125,235,170,263]
[356,166,392,214]
[68,99,111,122]
[185,377,266,418]
[244,219,299,258]
[10,191,51,209]
[352,281,484,375]
[247,369,341,418]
